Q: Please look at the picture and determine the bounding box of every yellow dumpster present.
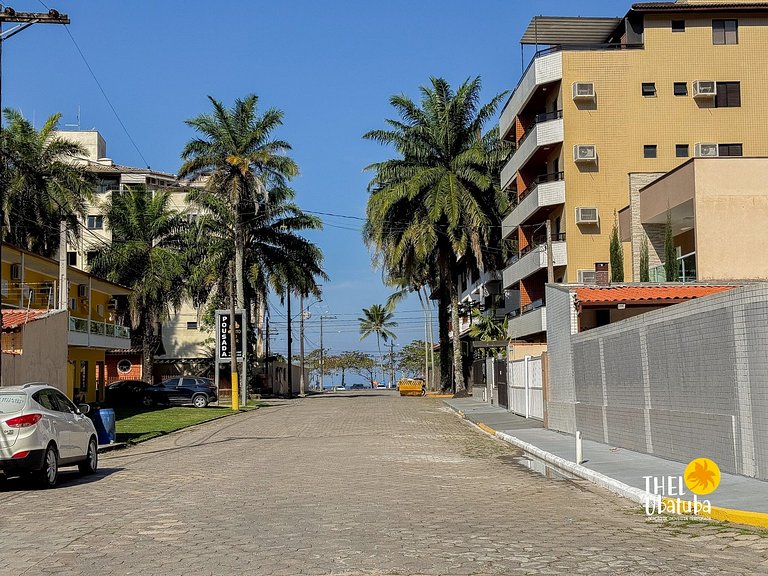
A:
[398,378,426,397]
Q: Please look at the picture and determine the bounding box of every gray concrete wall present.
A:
[1,311,68,392]
[550,283,768,479]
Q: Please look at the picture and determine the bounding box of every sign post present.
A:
[215,309,247,407]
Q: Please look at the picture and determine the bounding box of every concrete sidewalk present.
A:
[445,396,768,526]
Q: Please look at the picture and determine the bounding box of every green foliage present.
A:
[467,309,508,342]
[1,109,92,255]
[362,77,512,391]
[397,340,431,377]
[325,351,376,385]
[640,238,650,282]
[609,212,624,283]
[664,211,679,282]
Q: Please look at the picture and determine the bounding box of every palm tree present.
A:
[90,188,186,381]
[363,77,511,393]
[178,94,299,312]
[467,309,508,358]
[358,304,398,384]
[1,109,92,256]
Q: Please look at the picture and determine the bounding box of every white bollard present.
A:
[575,430,583,465]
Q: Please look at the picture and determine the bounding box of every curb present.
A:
[445,400,768,530]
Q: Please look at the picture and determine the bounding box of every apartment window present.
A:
[713,19,738,45]
[672,20,685,32]
[675,144,689,158]
[86,251,98,265]
[87,215,103,230]
[641,82,656,97]
[67,251,77,266]
[715,82,741,107]
[719,143,743,156]
[673,82,688,96]
[644,145,658,158]
[186,321,198,330]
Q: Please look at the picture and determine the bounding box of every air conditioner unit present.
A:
[572,82,595,100]
[108,298,118,310]
[577,269,597,285]
[573,144,597,162]
[10,263,21,281]
[576,207,599,225]
[77,284,89,298]
[692,80,716,98]
[694,143,719,157]
[69,297,77,310]
[96,304,104,316]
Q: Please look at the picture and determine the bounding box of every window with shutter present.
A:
[715,82,740,107]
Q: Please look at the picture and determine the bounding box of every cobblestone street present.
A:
[1,392,767,575]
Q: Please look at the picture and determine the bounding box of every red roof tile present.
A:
[574,285,736,305]
[1,309,54,330]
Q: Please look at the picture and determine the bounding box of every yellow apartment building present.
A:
[1,243,132,401]
[498,0,768,341]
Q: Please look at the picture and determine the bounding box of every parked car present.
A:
[149,377,218,408]
[104,379,155,407]
[0,383,98,488]
[333,385,347,392]
[350,383,365,390]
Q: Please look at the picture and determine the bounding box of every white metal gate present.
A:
[509,355,544,420]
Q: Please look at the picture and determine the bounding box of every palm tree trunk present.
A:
[376,334,382,386]
[437,243,452,392]
[449,265,466,393]
[142,309,155,384]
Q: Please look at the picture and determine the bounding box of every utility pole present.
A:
[265,314,270,392]
[390,341,395,388]
[286,290,292,398]
[0,7,70,385]
[320,314,336,392]
[299,293,306,396]
[545,218,555,284]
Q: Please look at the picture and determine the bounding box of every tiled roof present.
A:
[1,309,55,330]
[84,162,177,179]
[574,285,736,305]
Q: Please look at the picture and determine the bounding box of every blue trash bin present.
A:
[92,408,116,445]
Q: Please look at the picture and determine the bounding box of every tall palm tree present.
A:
[363,77,511,392]
[358,304,397,384]
[90,188,186,381]
[1,109,92,256]
[178,94,299,312]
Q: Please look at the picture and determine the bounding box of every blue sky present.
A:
[3,0,624,363]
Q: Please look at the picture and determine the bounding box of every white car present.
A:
[0,383,98,488]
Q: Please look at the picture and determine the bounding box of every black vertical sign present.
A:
[217,312,244,360]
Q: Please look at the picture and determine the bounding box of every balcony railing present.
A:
[511,171,564,208]
[649,252,696,283]
[536,43,644,58]
[518,110,563,147]
[519,233,566,259]
[69,316,130,339]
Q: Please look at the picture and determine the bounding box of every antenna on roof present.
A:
[64,105,81,129]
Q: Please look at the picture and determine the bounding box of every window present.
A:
[644,145,658,158]
[52,390,78,413]
[67,251,77,266]
[117,359,132,374]
[713,19,738,44]
[87,215,104,230]
[641,83,656,97]
[672,20,685,32]
[86,251,98,265]
[715,82,740,107]
[719,143,743,156]
[676,144,689,158]
[186,321,198,330]
[673,82,688,96]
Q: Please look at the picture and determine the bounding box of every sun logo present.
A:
[684,458,721,495]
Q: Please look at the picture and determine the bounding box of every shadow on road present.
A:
[0,467,124,492]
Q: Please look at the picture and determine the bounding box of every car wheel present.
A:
[141,394,154,407]
[36,444,59,489]
[78,437,98,475]
[420,387,426,397]
[192,394,208,408]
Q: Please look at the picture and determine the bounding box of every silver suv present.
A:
[0,383,98,488]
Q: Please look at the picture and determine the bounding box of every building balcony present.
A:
[508,304,547,340]
[68,315,131,349]
[502,173,565,239]
[503,238,567,289]
[501,116,564,191]
[499,51,562,140]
